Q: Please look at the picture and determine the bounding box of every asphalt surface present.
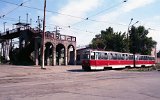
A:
[0,65,160,100]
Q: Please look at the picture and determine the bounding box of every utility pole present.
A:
[126,18,139,53]
[126,19,139,67]
[54,26,62,33]
[41,0,46,69]
[0,43,2,63]
[126,18,133,53]
[37,16,41,31]
[130,21,139,68]
[26,13,28,24]
[30,18,32,27]
[3,22,7,33]
[55,26,58,34]
[54,26,62,39]
[3,22,6,60]
[19,16,21,23]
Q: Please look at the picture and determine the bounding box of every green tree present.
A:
[89,27,128,52]
[129,26,157,55]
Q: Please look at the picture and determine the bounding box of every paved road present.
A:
[0,65,160,100]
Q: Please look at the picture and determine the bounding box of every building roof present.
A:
[14,22,30,26]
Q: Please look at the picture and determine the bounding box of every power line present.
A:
[87,19,127,26]
[0,16,89,34]
[42,22,96,35]
[0,16,37,25]
[1,0,159,33]
[0,0,31,18]
[70,0,127,27]
[0,17,18,22]
[0,0,128,28]
[0,0,85,20]
[45,23,95,34]
[1,13,159,34]
[1,16,160,35]
[87,0,127,19]
[3,6,20,17]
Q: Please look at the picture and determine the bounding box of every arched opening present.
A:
[19,38,25,49]
[22,40,25,48]
[45,42,54,66]
[68,45,75,65]
[56,44,65,65]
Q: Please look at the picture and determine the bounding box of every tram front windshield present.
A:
[82,51,90,60]
[82,51,96,60]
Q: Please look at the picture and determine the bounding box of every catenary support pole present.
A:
[41,0,46,69]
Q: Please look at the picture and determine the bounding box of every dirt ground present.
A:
[0,65,160,100]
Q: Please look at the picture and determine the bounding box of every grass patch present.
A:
[155,64,160,71]
[124,65,157,72]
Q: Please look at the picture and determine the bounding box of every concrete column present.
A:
[74,48,77,65]
[6,40,10,60]
[65,47,68,66]
[4,41,7,59]
[67,48,70,64]
[53,47,56,66]
[46,47,50,66]
[10,39,12,50]
[2,42,5,57]
[51,47,53,66]
[0,43,3,62]
[0,43,2,57]
[34,38,39,66]
[19,38,23,50]
[58,51,60,65]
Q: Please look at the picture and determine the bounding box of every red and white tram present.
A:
[82,49,155,71]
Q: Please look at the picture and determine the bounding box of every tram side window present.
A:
[91,52,95,59]
[117,54,119,60]
[109,53,113,60]
[142,56,145,60]
[141,56,144,60]
[113,53,118,60]
[147,56,149,60]
[149,57,155,60]
[99,53,102,59]
[139,56,142,60]
[150,57,152,60]
[144,56,146,60]
[136,55,139,60]
[111,53,114,60]
[126,54,129,60]
[135,56,139,60]
[95,52,101,60]
[148,57,151,60]
[114,54,118,59]
[129,55,133,60]
[152,57,155,60]
[104,53,108,59]
[98,52,101,59]
[141,56,143,60]
[122,54,125,60]
[100,53,108,59]
[117,54,122,60]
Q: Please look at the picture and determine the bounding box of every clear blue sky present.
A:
[0,0,160,50]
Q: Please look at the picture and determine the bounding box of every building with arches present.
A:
[0,22,76,66]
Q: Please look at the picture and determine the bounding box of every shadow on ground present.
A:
[67,69,86,72]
